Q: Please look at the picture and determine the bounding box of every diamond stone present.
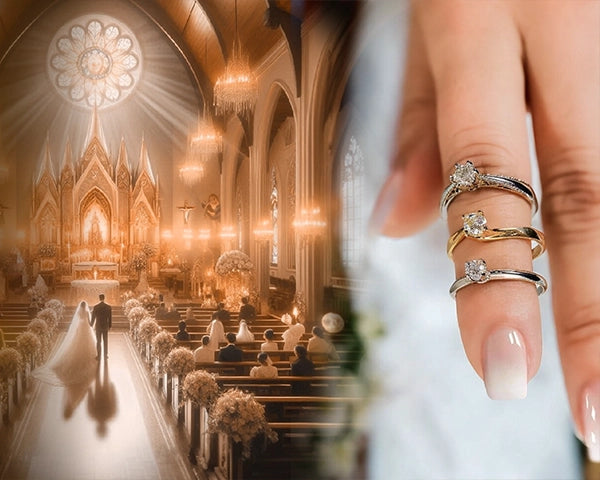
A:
[450,161,478,188]
[463,211,487,237]
[465,259,489,283]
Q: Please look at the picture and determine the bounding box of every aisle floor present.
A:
[0,333,201,480]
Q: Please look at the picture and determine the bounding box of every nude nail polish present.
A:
[368,168,403,236]
[483,327,527,400]
[582,381,600,463]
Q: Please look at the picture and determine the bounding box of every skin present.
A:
[371,0,600,449]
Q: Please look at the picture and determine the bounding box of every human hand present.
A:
[369,0,600,461]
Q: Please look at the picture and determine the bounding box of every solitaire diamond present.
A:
[465,259,489,283]
[450,161,478,188]
[463,211,487,237]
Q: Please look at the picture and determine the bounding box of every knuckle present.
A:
[556,303,600,350]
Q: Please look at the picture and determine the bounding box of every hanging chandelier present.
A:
[190,114,222,156]
[178,159,205,186]
[213,0,257,116]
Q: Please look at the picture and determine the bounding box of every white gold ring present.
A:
[449,259,548,299]
[440,161,538,219]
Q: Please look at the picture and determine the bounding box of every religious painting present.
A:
[201,193,221,221]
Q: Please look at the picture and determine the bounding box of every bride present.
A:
[33,300,98,386]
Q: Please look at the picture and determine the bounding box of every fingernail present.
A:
[582,381,600,463]
[483,327,527,400]
[368,168,403,236]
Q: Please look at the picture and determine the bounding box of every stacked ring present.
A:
[447,210,545,259]
[449,259,547,299]
[440,160,538,219]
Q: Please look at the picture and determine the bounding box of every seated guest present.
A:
[155,302,168,319]
[250,352,278,378]
[236,320,255,343]
[217,332,243,362]
[175,320,191,341]
[260,329,279,352]
[193,335,214,363]
[211,302,231,322]
[207,317,227,351]
[166,304,181,320]
[307,326,340,360]
[282,317,305,351]
[238,296,256,323]
[290,345,315,394]
[185,307,195,322]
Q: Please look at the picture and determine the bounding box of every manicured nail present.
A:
[582,381,600,463]
[483,327,527,400]
[368,168,403,236]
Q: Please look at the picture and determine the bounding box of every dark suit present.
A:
[291,356,315,395]
[91,300,112,358]
[217,344,243,362]
[239,304,256,323]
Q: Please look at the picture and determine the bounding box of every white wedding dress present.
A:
[33,301,98,386]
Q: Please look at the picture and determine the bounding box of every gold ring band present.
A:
[447,211,545,259]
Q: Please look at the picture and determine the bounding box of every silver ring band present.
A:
[440,161,539,219]
[449,259,547,299]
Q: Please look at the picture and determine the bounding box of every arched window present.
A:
[270,167,279,265]
[340,135,365,268]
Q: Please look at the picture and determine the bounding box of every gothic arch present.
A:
[79,188,112,246]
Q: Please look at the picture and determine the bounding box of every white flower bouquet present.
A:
[127,306,147,332]
[36,308,59,333]
[164,347,195,377]
[138,318,160,344]
[27,319,51,356]
[15,331,41,365]
[131,252,148,272]
[0,348,23,381]
[123,298,142,317]
[44,299,65,321]
[137,288,160,309]
[209,389,278,458]
[120,290,136,305]
[182,370,220,411]
[215,250,254,276]
[27,286,46,309]
[152,330,176,362]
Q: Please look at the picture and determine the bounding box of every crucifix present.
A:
[178,200,195,225]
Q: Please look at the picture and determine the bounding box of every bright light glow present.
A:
[293,206,327,238]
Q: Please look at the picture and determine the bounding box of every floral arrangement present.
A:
[130,252,148,272]
[36,308,59,333]
[27,319,51,355]
[15,332,41,365]
[209,389,278,458]
[215,250,254,276]
[44,299,65,322]
[0,348,23,381]
[123,298,142,317]
[200,296,217,310]
[151,331,176,362]
[164,347,195,377]
[140,243,157,258]
[120,290,136,305]
[137,288,160,309]
[293,291,307,323]
[182,370,220,411]
[27,285,47,309]
[38,243,57,258]
[137,318,160,344]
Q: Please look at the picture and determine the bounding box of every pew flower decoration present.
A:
[27,319,51,357]
[138,318,160,344]
[15,331,42,366]
[182,370,220,411]
[36,308,59,334]
[44,299,65,322]
[120,290,137,305]
[137,288,160,310]
[209,389,278,458]
[0,348,23,381]
[165,347,195,377]
[152,331,176,363]
[127,306,147,333]
[215,250,254,276]
[27,285,47,310]
[123,297,142,317]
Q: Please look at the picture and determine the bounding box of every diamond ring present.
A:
[447,210,546,259]
[449,259,548,298]
[440,161,539,219]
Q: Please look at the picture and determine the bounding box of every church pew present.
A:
[193,361,343,376]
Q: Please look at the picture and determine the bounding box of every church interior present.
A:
[0,1,369,479]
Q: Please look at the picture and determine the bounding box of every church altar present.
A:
[72,261,118,280]
[70,279,120,305]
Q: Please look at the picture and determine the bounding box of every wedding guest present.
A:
[217,333,243,362]
[307,326,339,360]
[193,336,214,363]
[175,321,191,341]
[250,352,278,378]
[290,345,315,395]
[207,317,226,351]
[155,302,167,320]
[236,320,255,344]
[238,296,256,323]
[185,307,195,322]
[211,302,231,322]
[166,304,181,320]
[282,317,305,351]
[260,329,279,352]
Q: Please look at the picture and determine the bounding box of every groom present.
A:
[91,293,112,360]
